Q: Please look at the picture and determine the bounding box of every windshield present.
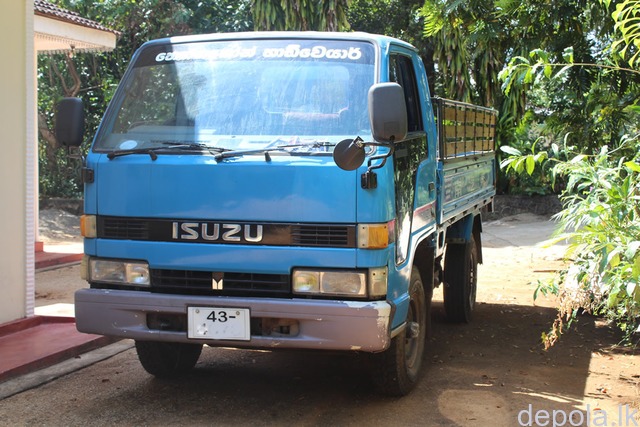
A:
[95,39,376,155]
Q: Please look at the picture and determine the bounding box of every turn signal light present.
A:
[358,223,392,249]
[80,215,97,238]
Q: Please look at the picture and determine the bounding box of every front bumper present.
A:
[75,289,393,352]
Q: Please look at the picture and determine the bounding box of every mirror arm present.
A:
[67,146,94,184]
[67,146,84,162]
[361,138,395,190]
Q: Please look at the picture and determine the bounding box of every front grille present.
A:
[151,269,290,297]
[97,216,356,248]
[292,225,353,247]
[99,217,149,240]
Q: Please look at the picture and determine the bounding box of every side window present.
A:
[389,54,423,132]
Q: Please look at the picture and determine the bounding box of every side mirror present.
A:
[333,83,408,171]
[55,97,85,147]
[333,138,366,171]
[368,82,407,143]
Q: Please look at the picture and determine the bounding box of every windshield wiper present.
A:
[107,142,231,160]
[214,147,287,161]
[154,141,231,153]
[272,141,336,149]
[107,148,158,160]
[215,141,336,161]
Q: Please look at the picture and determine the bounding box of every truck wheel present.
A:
[443,235,478,323]
[372,267,427,396]
[135,341,203,378]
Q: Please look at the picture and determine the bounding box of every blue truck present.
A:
[56,31,497,396]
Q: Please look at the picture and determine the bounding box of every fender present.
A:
[446,213,475,243]
[445,213,484,263]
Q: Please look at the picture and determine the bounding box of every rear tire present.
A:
[135,341,203,378]
[443,235,478,323]
[372,267,428,396]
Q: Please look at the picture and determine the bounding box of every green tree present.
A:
[419,0,529,173]
[419,0,637,152]
[496,0,640,153]
[420,0,509,106]
[348,0,436,92]
[252,0,350,31]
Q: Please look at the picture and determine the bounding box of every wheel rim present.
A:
[468,252,477,311]
[404,292,424,374]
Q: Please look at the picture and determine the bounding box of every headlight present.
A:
[293,267,387,298]
[89,258,150,286]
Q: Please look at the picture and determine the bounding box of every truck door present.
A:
[388,50,436,265]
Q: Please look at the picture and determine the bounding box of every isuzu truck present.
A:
[56,31,497,396]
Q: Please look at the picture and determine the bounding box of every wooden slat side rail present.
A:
[432,97,498,161]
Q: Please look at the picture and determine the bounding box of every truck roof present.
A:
[140,31,416,53]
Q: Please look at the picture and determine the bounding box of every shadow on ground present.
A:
[43,301,629,426]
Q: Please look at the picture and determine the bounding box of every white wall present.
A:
[0,1,35,324]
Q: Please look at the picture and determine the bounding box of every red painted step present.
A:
[0,316,116,383]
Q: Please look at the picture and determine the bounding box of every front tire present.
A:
[372,267,428,396]
[135,341,203,378]
[443,235,478,323]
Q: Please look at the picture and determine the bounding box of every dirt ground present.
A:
[29,209,640,425]
[473,214,639,425]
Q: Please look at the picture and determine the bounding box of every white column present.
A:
[26,1,36,317]
[0,0,31,323]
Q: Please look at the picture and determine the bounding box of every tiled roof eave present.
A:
[35,32,116,54]
[34,12,117,53]
[33,0,119,36]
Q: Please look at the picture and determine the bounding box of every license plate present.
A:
[187,307,250,341]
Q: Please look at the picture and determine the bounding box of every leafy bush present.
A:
[537,140,640,347]
[505,137,640,346]
[498,114,569,195]
[500,139,553,195]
